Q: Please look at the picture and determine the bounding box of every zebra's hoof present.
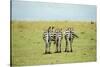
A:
[59,51,61,53]
[44,52,48,54]
[44,52,52,54]
[44,52,47,54]
[48,52,52,54]
[64,50,67,52]
[71,50,73,52]
[67,50,70,52]
[54,51,58,53]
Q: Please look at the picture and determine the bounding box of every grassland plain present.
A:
[11,20,96,66]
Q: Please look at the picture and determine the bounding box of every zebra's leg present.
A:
[65,40,68,52]
[59,42,61,53]
[45,43,48,54]
[58,39,61,53]
[55,43,57,53]
[67,39,71,52]
[70,42,72,52]
[48,42,51,54]
[55,42,58,53]
[57,42,59,53]
[55,43,57,52]
[70,39,73,52]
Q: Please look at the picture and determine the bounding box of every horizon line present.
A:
[11,19,96,22]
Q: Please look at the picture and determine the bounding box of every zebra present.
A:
[54,28,63,53]
[64,27,78,52]
[43,26,55,54]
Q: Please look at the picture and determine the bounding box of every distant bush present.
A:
[80,32,85,34]
[91,21,94,24]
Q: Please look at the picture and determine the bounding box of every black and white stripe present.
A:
[54,29,63,53]
[43,27,78,54]
[64,27,78,52]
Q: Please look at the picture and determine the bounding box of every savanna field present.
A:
[11,20,96,66]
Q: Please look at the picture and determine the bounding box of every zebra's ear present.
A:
[52,26,54,29]
[65,27,67,31]
[66,27,69,30]
[60,28,62,31]
[71,27,74,31]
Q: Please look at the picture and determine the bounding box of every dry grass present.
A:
[11,20,96,66]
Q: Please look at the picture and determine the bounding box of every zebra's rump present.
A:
[50,36,55,41]
[68,37,73,41]
[43,32,55,41]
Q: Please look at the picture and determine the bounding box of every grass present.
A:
[11,20,96,66]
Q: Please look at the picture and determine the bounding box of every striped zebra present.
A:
[54,28,63,53]
[43,26,55,54]
[64,27,78,52]
[43,26,63,54]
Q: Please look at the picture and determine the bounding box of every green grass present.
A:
[11,20,96,66]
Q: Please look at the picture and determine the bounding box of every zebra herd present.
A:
[43,26,78,54]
